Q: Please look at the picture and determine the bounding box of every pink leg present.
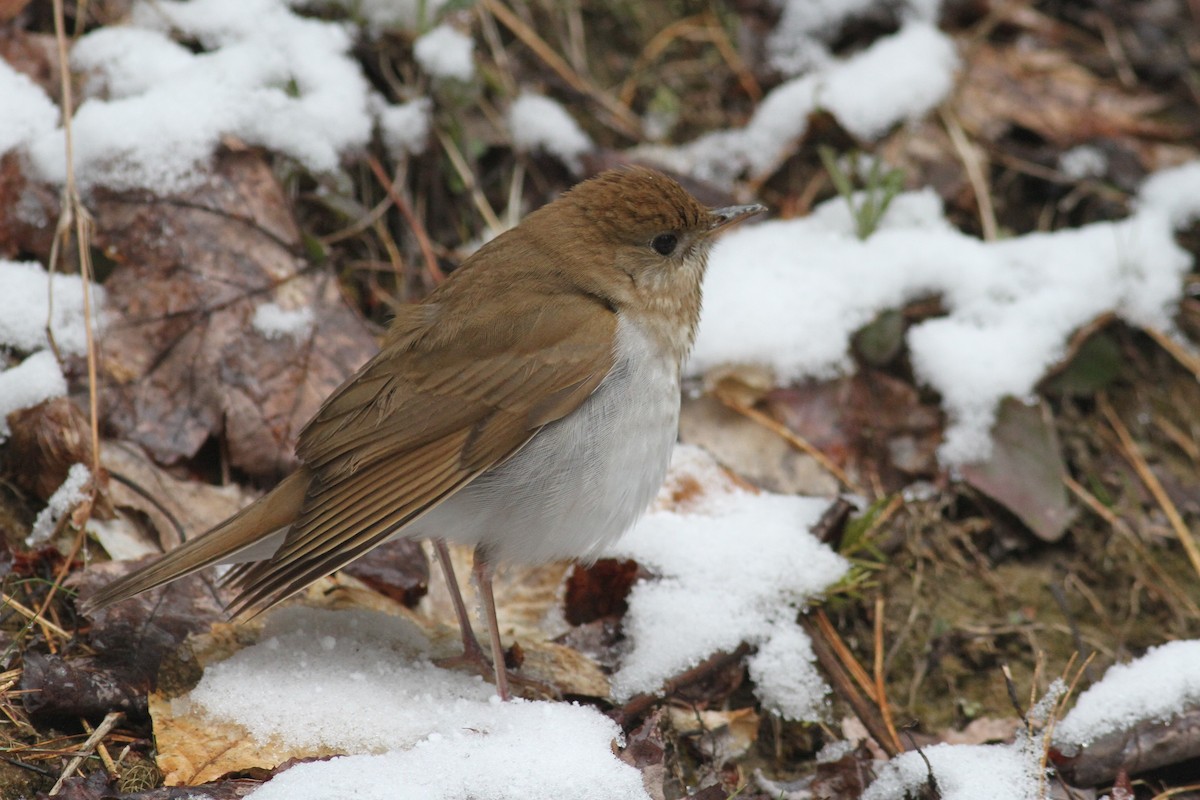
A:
[472,546,510,701]
[433,539,487,662]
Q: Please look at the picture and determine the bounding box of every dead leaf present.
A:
[957,44,1177,147]
[3,397,93,501]
[668,707,761,762]
[340,538,429,608]
[20,651,148,718]
[93,150,376,478]
[99,440,253,555]
[563,558,641,625]
[620,709,668,800]
[960,398,1073,542]
[679,394,840,497]
[74,560,230,670]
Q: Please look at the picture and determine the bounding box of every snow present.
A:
[765,0,941,75]
[332,0,450,35]
[865,677,1064,799]
[0,60,61,155]
[252,302,315,341]
[607,446,848,715]
[378,98,432,159]
[0,352,69,440]
[0,261,102,356]
[413,24,475,82]
[1138,160,1200,228]
[1054,639,1200,751]
[820,23,958,141]
[185,607,650,800]
[0,261,103,438]
[509,93,594,174]
[27,463,92,546]
[1059,145,1108,180]
[862,742,1042,800]
[14,0,374,193]
[637,22,958,186]
[689,168,1195,463]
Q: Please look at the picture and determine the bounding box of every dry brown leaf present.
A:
[99,441,253,555]
[667,707,761,761]
[94,150,376,478]
[956,43,1175,147]
[679,394,840,497]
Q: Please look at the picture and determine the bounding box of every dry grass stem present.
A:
[48,712,123,795]
[1,591,71,640]
[717,395,864,494]
[1099,395,1200,580]
[478,0,641,138]
[872,595,903,754]
[435,129,505,235]
[366,155,445,285]
[940,107,997,241]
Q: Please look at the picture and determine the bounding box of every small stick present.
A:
[800,613,901,757]
[1099,395,1200,580]
[0,592,71,639]
[1065,475,1198,616]
[716,394,863,494]
[435,130,505,236]
[1144,326,1200,383]
[478,0,641,139]
[365,155,445,285]
[49,712,123,795]
[872,595,902,752]
[613,643,751,725]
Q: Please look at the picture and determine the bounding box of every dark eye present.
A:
[651,233,678,256]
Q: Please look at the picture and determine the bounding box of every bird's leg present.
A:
[432,539,489,664]
[472,545,510,701]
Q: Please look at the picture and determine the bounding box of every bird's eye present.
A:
[651,233,678,256]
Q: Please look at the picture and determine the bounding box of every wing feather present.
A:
[227,289,616,614]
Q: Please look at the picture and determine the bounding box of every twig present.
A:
[872,595,902,752]
[1063,474,1200,617]
[49,712,123,795]
[435,129,505,236]
[813,610,874,700]
[617,14,708,107]
[0,592,71,639]
[704,11,761,103]
[1099,395,1200,581]
[800,612,901,757]
[716,393,864,494]
[1144,326,1200,383]
[612,643,751,725]
[478,0,641,139]
[364,155,445,285]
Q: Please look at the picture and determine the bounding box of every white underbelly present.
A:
[411,315,680,564]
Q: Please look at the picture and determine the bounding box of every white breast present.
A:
[413,314,680,565]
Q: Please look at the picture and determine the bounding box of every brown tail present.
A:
[79,469,309,613]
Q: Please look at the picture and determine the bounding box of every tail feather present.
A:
[79,470,309,613]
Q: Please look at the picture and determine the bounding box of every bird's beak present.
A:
[707,203,766,233]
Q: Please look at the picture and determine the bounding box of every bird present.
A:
[81,166,765,699]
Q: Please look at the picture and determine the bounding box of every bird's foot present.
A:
[434,645,560,700]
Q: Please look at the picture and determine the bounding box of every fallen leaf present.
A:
[339,538,429,608]
[957,43,1176,146]
[960,398,1073,542]
[93,150,376,478]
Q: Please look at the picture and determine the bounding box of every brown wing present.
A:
[227,289,616,614]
